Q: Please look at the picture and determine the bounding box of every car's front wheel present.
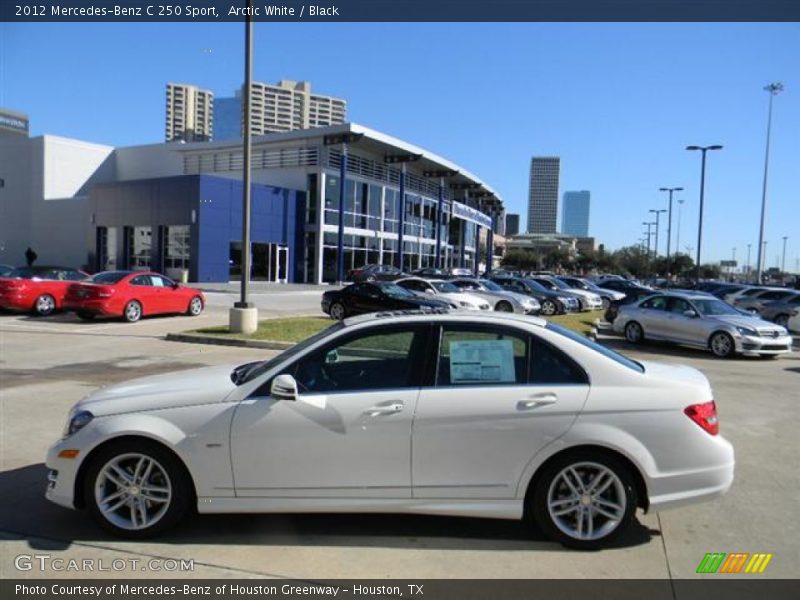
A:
[84,440,192,538]
[531,452,637,550]
[495,300,514,313]
[187,296,203,316]
[709,331,735,358]
[540,299,558,316]
[329,302,346,321]
[624,321,644,344]
[34,294,56,316]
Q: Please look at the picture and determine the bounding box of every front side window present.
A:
[130,275,152,286]
[282,327,424,394]
[437,326,528,386]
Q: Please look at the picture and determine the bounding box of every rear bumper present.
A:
[63,299,116,315]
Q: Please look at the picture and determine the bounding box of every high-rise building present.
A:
[505,213,520,236]
[561,190,590,237]
[527,157,560,234]
[165,83,213,142]
[214,80,347,140]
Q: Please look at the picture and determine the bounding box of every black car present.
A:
[490,277,580,315]
[347,264,407,283]
[596,279,651,294]
[321,281,451,320]
[604,288,656,323]
[412,267,449,278]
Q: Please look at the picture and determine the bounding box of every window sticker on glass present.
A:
[449,340,516,383]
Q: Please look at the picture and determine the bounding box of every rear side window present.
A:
[529,336,589,385]
[130,275,151,286]
[641,296,668,310]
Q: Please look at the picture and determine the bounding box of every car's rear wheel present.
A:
[77,311,96,321]
[495,300,514,313]
[531,452,637,550]
[624,321,644,344]
[329,302,346,321]
[774,314,789,328]
[34,294,56,316]
[709,331,735,358]
[187,296,203,316]
[540,300,558,316]
[84,440,191,538]
[123,300,142,323]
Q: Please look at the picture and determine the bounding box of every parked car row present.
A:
[0,267,205,323]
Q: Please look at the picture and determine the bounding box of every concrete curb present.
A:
[165,332,294,350]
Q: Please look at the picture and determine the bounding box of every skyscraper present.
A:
[527,157,560,233]
[505,213,520,236]
[561,190,591,237]
[165,83,213,142]
[214,80,347,140]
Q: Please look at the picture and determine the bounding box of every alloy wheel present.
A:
[94,453,172,531]
[710,332,734,358]
[124,301,142,323]
[330,302,346,320]
[189,297,203,316]
[541,300,557,316]
[35,294,55,316]
[625,322,643,343]
[546,462,627,542]
[496,301,513,313]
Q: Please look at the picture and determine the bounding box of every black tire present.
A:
[709,331,735,358]
[123,300,142,323]
[83,439,193,539]
[34,294,56,316]
[624,321,644,344]
[186,296,203,316]
[329,302,347,321]
[77,311,96,321]
[495,300,514,313]
[540,299,558,316]
[530,450,638,550]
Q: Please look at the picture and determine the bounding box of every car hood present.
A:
[708,314,784,332]
[76,364,238,417]
[564,288,600,301]
[437,292,487,306]
[498,290,539,305]
[597,287,626,299]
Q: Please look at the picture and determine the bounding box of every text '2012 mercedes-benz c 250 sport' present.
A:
[45,311,734,549]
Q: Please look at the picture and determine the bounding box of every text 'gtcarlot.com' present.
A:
[14,554,194,572]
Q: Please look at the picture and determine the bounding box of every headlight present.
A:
[735,326,758,336]
[63,410,94,438]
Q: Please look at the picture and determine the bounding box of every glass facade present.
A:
[128,226,152,270]
[163,225,190,270]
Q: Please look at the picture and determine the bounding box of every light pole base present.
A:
[229,306,258,335]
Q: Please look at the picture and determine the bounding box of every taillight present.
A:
[96,287,114,298]
[684,401,719,436]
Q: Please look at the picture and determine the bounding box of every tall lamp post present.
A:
[686,145,723,284]
[649,208,667,259]
[755,82,784,285]
[782,236,788,274]
[230,1,257,334]
[746,243,752,279]
[659,187,683,276]
[675,198,685,253]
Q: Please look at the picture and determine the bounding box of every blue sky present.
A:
[2,22,798,269]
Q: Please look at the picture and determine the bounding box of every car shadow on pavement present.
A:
[0,464,657,553]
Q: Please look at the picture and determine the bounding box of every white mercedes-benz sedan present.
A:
[45,311,734,549]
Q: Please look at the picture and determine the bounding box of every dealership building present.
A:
[1,120,503,284]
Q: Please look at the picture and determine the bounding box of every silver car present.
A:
[449,278,542,314]
[733,288,798,314]
[613,292,793,358]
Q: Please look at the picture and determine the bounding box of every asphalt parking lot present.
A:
[1,290,798,580]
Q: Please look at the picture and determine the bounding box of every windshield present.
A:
[546,323,645,373]
[382,283,415,298]
[89,271,129,284]
[479,279,503,292]
[522,279,547,293]
[547,278,571,290]
[234,323,343,385]
[534,278,559,290]
[432,281,459,293]
[692,298,743,316]
[562,278,589,290]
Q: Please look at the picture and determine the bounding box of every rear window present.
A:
[88,271,129,284]
[546,323,645,373]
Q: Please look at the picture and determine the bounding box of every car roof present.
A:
[643,291,718,301]
[343,309,548,329]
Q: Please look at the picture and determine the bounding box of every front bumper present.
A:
[45,437,85,510]
[735,333,794,356]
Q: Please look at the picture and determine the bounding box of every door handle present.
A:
[517,394,557,410]
[364,402,404,417]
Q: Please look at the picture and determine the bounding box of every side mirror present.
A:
[270,374,298,401]
[683,310,697,318]
[424,289,434,294]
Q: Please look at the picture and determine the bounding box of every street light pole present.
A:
[756,82,784,285]
[676,198,685,253]
[659,187,683,276]
[649,208,667,259]
[686,145,723,284]
[782,236,788,273]
[746,243,752,279]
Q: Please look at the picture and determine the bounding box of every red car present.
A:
[0,266,88,316]
[63,271,205,322]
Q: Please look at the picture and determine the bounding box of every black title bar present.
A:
[2,0,800,22]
